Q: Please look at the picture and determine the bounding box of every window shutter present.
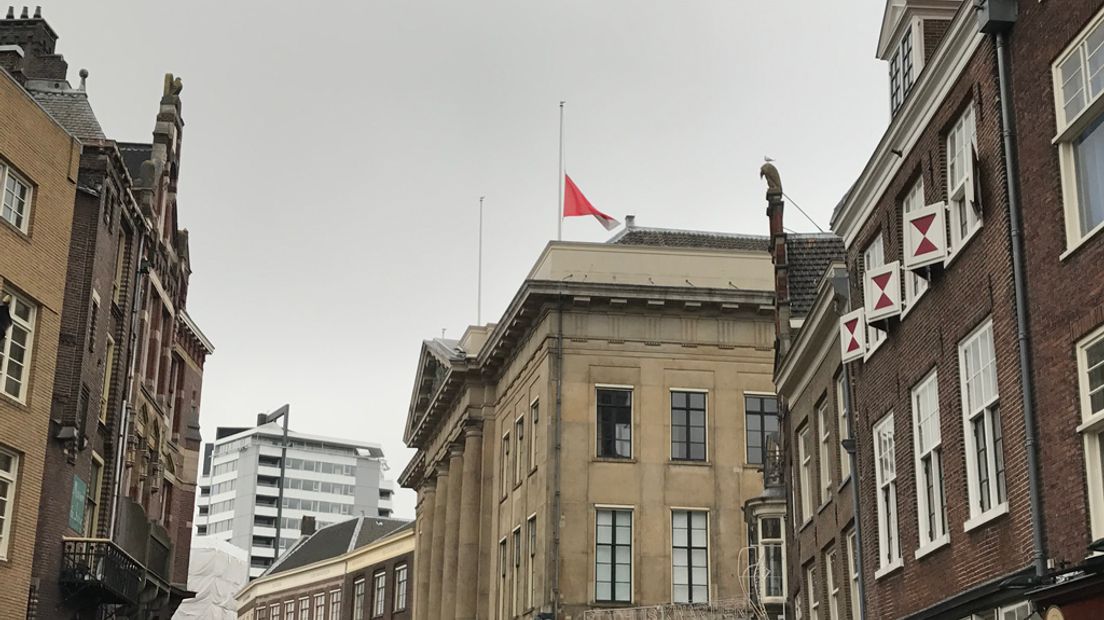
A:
[903,202,948,270]
[864,261,903,323]
[839,308,867,364]
[967,143,982,216]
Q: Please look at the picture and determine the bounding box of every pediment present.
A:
[402,339,466,446]
[877,0,960,59]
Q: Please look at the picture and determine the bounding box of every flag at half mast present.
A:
[563,174,620,231]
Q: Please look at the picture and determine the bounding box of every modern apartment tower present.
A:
[194,420,396,578]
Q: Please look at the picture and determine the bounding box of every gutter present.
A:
[984,0,1048,578]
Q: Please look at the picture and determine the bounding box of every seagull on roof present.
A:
[764,156,776,163]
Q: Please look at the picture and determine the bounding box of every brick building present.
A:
[236,516,414,620]
[0,27,80,615]
[0,8,213,618]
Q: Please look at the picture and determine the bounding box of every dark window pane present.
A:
[598,389,632,459]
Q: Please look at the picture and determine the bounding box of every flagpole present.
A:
[478,195,484,325]
[558,100,565,241]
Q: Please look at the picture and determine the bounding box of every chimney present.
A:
[300,516,317,536]
[256,413,268,427]
[761,162,793,357]
[0,6,65,80]
[625,214,636,229]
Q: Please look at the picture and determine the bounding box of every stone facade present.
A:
[400,233,779,618]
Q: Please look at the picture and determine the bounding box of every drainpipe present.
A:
[550,298,565,618]
[978,0,1047,578]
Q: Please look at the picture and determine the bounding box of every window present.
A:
[498,538,508,618]
[836,373,851,481]
[947,104,980,252]
[912,371,947,550]
[1,162,31,232]
[298,597,309,620]
[99,336,115,423]
[284,602,295,619]
[270,604,279,620]
[372,571,386,617]
[807,564,820,620]
[959,320,1007,525]
[798,424,813,524]
[84,454,104,537]
[87,298,99,352]
[863,235,887,351]
[329,589,341,620]
[515,415,525,486]
[596,508,632,603]
[873,413,900,573]
[999,602,1033,620]
[0,448,19,558]
[352,578,365,620]
[889,25,915,114]
[671,390,706,461]
[826,549,840,620]
[672,510,709,603]
[847,531,860,620]
[1,291,36,402]
[513,527,522,614]
[817,399,832,502]
[314,594,325,619]
[501,432,510,498]
[112,239,127,304]
[902,178,930,305]
[394,564,408,611]
[527,515,537,609]
[1078,326,1104,539]
[759,516,784,599]
[745,394,779,465]
[530,399,539,471]
[1054,10,1104,246]
[597,388,632,459]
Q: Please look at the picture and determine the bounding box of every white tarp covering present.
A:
[173,538,249,619]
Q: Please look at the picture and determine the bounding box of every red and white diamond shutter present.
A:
[840,308,866,363]
[903,202,948,270]
[864,260,902,322]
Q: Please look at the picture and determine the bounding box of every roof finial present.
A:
[78,68,88,91]
[32,5,39,17]
[19,6,28,18]
[5,7,14,19]
[760,158,783,194]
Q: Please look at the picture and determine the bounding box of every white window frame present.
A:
[826,549,840,620]
[393,563,408,611]
[513,525,522,615]
[873,413,901,577]
[0,447,19,559]
[901,178,930,311]
[959,319,1008,530]
[946,104,981,258]
[514,413,525,488]
[329,589,341,620]
[847,530,860,620]
[0,162,32,233]
[1077,323,1104,540]
[527,513,537,610]
[501,431,510,499]
[352,578,365,620]
[498,537,508,618]
[756,514,786,602]
[912,371,949,556]
[818,399,832,504]
[1053,7,1104,253]
[297,597,309,620]
[836,373,851,482]
[1,290,37,403]
[998,601,1033,620]
[807,563,820,620]
[372,570,386,617]
[671,508,710,604]
[798,424,813,526]
[529,397,539,472]
[596,385,633,459]
[863,235,887,357]
[314,593,325,619]
[595,506,633,604]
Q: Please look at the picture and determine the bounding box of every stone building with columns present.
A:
[400,226,781,619]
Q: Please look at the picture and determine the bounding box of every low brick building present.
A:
[0,29,80,615]
[236,516,414,620]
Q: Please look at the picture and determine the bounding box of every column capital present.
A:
[448,441,465,459]
[462,422,483,440]
[435,460,450,477]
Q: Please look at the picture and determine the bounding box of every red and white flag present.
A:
[563,174,619,231]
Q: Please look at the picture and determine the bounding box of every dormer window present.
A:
[890,27,916,114]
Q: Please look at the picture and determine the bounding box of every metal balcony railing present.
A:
[59,538,144,605]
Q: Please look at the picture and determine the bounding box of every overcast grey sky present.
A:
[46,0,888,518]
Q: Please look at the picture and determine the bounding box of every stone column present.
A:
[454,426,484,620]
[439,443,465,620]
[427,462,450,618]
[415,479,437,620]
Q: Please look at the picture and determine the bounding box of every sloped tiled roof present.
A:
[266,516,411,576]
[785,233,845,317]
[611,226,769,252]
[31,90,105,141]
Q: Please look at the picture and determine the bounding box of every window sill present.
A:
[817,497,833,515]
[0,391,27,409]
[528,466,538,478]
[836,474,852,493]
[513,482,523,491]
[963,502,1008,532]
[901,282,929,319]
[1061,218,1104,262]
[914,533,950,560]
[945,222,983,268]
[0,216,31,240]
[592,457,636,464]
[874,558,903,580]
[669,459,711,467]
[799,516,814,532]
[863,334,887,362]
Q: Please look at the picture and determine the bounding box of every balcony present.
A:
[59,538,145,606]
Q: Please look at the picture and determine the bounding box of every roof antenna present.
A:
[441,328,446,339]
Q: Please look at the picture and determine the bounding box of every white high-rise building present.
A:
[193,420,396,578]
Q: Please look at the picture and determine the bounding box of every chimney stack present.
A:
[300,516,317,536]
[624,214,636,229]
[256,413,268,427]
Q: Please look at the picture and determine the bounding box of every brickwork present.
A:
[0,67,78,615]
[1009,0,1104,572]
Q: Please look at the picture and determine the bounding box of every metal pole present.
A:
[478,196,484,325]
[274,409,289,557]
[558,101,565,241]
